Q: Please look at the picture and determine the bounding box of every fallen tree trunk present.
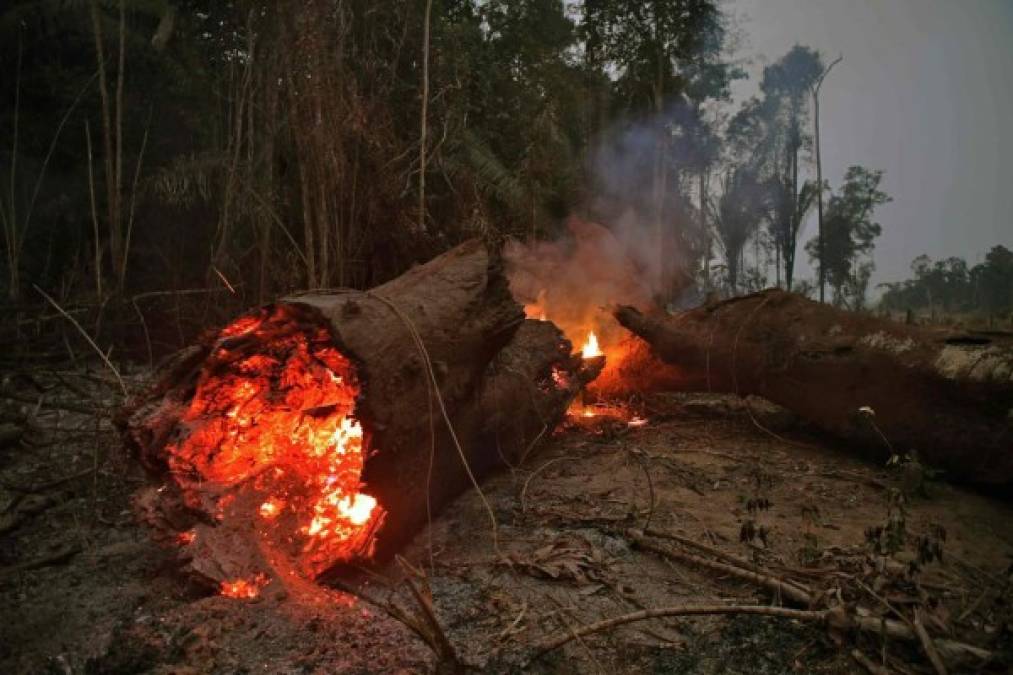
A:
[123,240,599,589]
[615,289,1013,485]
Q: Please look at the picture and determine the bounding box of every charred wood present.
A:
[615,289,1013,485]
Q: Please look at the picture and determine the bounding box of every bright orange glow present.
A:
[167,305,385,579]
[220,573,268,599]
[581,331,602,359]
[340,494,377,526]
[259,497,284,519]
[523,289,548,322]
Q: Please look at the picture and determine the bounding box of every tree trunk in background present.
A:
[786,136,798,291]
[88,0,124,293]
[699,168,710,288]
[651,4,667,301]
[814,90,826,303]
[615,290,1013,485]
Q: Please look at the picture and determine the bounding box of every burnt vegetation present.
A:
[1,1,1012,674]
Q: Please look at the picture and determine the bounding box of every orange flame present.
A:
[581,330,602,359]
[220,573,269,599]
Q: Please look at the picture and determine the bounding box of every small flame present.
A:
[581,331,602,359]
[220,573,268,599]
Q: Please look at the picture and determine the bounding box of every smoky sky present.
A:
[729,0,1013,289]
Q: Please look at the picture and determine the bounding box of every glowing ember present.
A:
[259,497,284,519]
[581,330,602,359]
[166,305,385,578]
[220,573,269,599]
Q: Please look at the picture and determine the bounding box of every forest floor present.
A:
[1,368,1011,674]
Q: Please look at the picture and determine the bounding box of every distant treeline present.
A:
[878,246,1013,316]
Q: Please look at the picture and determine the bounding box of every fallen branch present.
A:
[626,529,812,605]
[397,555,461,669]
[851,648,892,675]
[913,609,949,675]
[624,529,992,666]
[642,526,780,579]
[0,543,81,578]
[529,603,826,661]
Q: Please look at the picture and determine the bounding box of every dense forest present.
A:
[3,0,955,353]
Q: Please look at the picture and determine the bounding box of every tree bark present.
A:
[614,289,1013,485]
[122,240,600,585]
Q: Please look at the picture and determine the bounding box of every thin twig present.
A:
[33,285,126,397]
[120,107,151,286]
[520,456,578,515]
[629,448,655,531]
[397,556,460,667]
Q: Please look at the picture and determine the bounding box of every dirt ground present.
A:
[1,368,1011,674]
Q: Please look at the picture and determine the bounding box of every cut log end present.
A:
[120,240,594,591]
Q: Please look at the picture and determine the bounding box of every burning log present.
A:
[615,289,1013,485]
[123,240,601,592]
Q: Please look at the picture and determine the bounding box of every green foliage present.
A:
[805,166,890,308]
[720,45,826,292]
[879,245,1013,315]
[713,165,765,291]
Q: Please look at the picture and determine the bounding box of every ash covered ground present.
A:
[2,369,1011,673]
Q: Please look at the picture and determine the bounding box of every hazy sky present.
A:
[729,0,1013,288]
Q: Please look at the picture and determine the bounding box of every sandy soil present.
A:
[1,371,1011,673]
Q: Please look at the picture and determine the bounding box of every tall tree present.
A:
[582,0,733,297]
[713,164,765,293]
[810,55,842,303]
[758,45,824,291]
[806,165,890,307]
